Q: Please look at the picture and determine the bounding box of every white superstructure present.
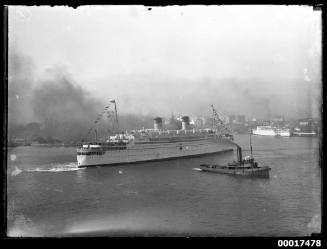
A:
[252,126,277,136]
[275,128,291,137]
[252,126,291,137]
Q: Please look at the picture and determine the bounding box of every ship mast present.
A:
[250,131,253,158]
[82,99,119,142]
[111,100,119,132]
[94,129,98,143]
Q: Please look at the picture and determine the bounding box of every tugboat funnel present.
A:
[237,145,242,164]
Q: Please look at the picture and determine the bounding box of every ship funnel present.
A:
[237,145,243,164]
[182,116,190,130]
[154,117,163,130]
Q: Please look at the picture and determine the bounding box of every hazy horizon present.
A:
[8,5,322,125]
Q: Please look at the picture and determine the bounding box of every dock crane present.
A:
[211,104,234,140]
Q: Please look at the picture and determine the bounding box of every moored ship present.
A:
[292,124,317,137]
[275,128,291,137]
[252,126,276,136]
[252,126,291,137]
[292,131,317,137]
[76,102,236,167]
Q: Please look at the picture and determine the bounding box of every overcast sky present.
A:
[8,5,322,121]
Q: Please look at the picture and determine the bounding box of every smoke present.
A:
[8,52,160,141]
[8,50,321,142]
[8,52,107,141]
[8,6,321,125]
[33,67,103,123]
[8,52,36,125]
[31,67,108,141]
[96,72,317,120]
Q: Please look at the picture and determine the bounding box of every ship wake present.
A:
[25,162,85,173]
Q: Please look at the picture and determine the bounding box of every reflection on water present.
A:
[65,211,188,236]
[7,135,321,236]
[75,168,87,185]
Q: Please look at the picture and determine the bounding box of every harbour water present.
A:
[7,135,321,237]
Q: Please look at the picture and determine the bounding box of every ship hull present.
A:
[276,133,291,137]
[200,166,271,178]
[275,129,291,137]
[252,127,291,137]
[78,148,233,167]
[292,132,317,137]
[252,130,276,136]
[77,138,235,167]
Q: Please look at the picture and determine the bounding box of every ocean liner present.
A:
[76,102,235,167]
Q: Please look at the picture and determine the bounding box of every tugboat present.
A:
[200,134,271,178]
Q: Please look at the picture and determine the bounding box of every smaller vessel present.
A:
[200,134,271,177]
[252,126,291,137]
[292,131,317,137]
[292,127,317,137]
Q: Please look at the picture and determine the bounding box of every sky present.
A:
[8,5,322,123]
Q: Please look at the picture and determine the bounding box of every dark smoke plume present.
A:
[33,69,103,123]
[8,53,160,142]
[8,52,107,141]
[32,67,105,141]
[8,52,36,125]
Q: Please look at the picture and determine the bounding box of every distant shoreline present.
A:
[8,143,77,148]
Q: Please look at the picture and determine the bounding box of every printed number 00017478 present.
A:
[278,240,321,247]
